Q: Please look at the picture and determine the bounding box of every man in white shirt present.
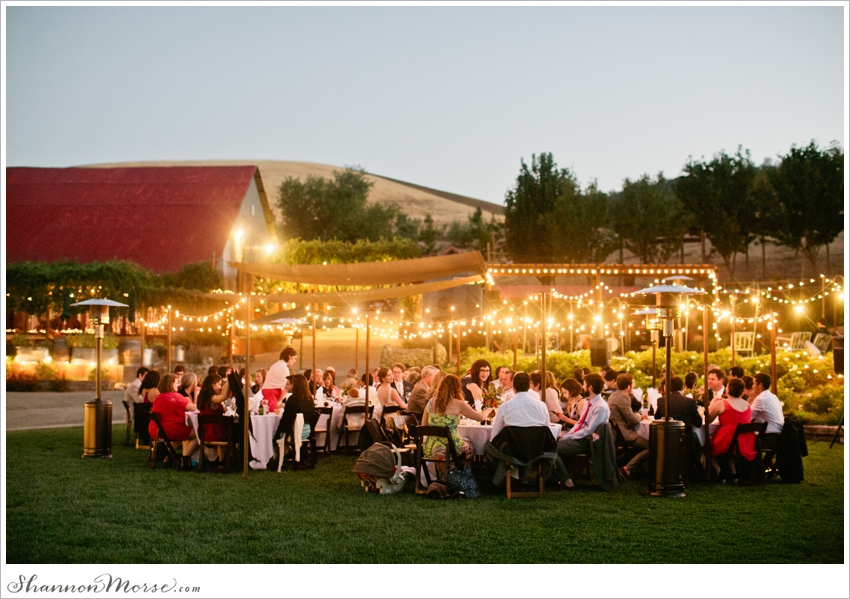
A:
[122,366,149,424]
[500,370,517,402]
[556,373,611,488]
[750,372,784,449]
[491,372,570,485]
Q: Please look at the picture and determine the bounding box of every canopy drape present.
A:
[205,274,484,306]
[227,251,486,286]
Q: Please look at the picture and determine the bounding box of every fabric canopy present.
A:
[205,275,484,306]
[227,251,486,286]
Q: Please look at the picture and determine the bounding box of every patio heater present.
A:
[634,283,703,497]
[71,298,129,459]
[634,307,661,389]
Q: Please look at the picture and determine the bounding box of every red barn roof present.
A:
[6,166,262,273]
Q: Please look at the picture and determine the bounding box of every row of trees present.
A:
[276,167,502,256]
[504,142,844,277]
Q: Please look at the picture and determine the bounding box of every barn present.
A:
[5,165,278,290]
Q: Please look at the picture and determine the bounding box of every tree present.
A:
[764,141,844,275]
[277,166,410,243]
[609,173,688,264]
[504,153,613,264]
[674,147,758,277]
[418,213,443,255]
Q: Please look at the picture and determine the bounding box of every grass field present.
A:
[5,425,845,564]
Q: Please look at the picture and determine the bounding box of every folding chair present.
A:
[133,403,153,449]
[721,422,767,486]
[339,404,373,455]
[313,406,335,456]
[122,401,133,447]
[148,412,182,469]
[197,414,236,473]
[277,412,321,471]
[412,425,458,494]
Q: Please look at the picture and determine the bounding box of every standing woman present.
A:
[422,374,492,462]
[461,359,493,407]
[139,370,161,404]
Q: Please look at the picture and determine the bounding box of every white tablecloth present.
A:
[456,423,562,455]
[187,411,280,470]
[636,418,718,446]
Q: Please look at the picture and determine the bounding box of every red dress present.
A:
[148,392,193,442]
[710,400,755,459]
[199,403,225,442]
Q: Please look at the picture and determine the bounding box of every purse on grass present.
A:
[446,463,480,498]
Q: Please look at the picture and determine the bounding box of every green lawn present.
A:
[5,425,845,564]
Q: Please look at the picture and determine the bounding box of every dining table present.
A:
[456,421,563,456]
[635,417,718,447]
[313,401,345,452]
[185,410,282,470]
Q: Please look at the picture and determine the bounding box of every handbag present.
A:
[446,463,480,499]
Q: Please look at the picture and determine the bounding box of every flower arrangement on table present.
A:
[481,384,503,410]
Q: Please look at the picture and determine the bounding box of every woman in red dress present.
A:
[708,378,755,480]
[148,373,198,462]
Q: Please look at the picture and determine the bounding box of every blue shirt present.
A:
[562,394,610,441]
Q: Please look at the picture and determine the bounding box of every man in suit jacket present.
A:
[391,363,413,401]
[407,365,437,414]
[656,376,703,430]
[607,373,650,480]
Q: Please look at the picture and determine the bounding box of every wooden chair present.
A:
[721,422,768,486]
[122,401,133,447]
[610,418,635,464]
[197,414,236,473]
[339,404,372,455]
[812,333,833,354]
[776,331,811,351]
[731,332,755,357]
[148,412,182,469]
[412,425,458,494]
[313,406,335,455]
[277,412,321,471]
[133,403,152,449]
[365,419,412,464]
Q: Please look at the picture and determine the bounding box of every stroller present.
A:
[352,440,407,494]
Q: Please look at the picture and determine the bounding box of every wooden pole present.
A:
[821,276,826,320]
[243,296,251,479]
[355,325,359,375]
[167,308,172,374]
[730,296,736,367]
[229,316,234,370]
[365,314,371,410]
[139,313,146,369]
[541,293,548,405]
[512,327,517,371]
[703,305,710,476]
[456,322,461,375]
[312,314,317,396]
[770,318,778,395]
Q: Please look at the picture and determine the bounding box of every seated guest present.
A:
[729,366,744,380]
[707,378,755,479]
[422,375,492,461]
[319,370,341,403]
[500,370,517,402]
[262,347,298,411]
[741,375,754,401]
[275,374,316,451]
[601,369,618,401]
[196,373,231,461]
[148,373,198,463]
[489,372,570,484]
[424,371,449,409]
[559,378,585,429]
[655,376,703,429]
[343,368,358,388]
[178,372,199,402]
[492,366,507,389]
[407,365,438,414]
[376,367,407,418]
[608,373,650,480]
[531,371,567,425]
[749,373,784,450]
[139,370,161,404]
[123,366,149,423]
[461,359,493,407]
[703,368,727,404]
[251,369,267,395]
[556,373,611,489]
[684,372,699,398]
[173,364,186,380]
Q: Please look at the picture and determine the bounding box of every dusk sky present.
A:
[5,4,846,204]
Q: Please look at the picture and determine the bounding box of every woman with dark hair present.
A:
[376,367,407,410]
[139,370,161,404]
[421,374,492,461]
[684,372,699,397]
[460,359,493,407]
[148,373,198,465]
[195,373,231,460]
[251,369,267,395]
[320,370,341,402]
[559,378,586,429]
[276,374,316,449]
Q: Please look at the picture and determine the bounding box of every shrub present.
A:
[802,384,844,418]
[65,333,120,350]
[49,376,70,392]
[6,340,16,358]
[6,365,39,392]
[87,364,112,382]
[35,362,57,381]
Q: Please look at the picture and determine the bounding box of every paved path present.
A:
[5,391,128,431]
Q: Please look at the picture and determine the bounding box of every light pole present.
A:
[71,298,128,459]
[635,283,703,498]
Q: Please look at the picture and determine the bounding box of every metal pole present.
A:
[243,296,251,479]
[664,321,672,421]
[96,324,103,401]
[731,296,736,367]
[365,314,371,408]
[651,337,657,389]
